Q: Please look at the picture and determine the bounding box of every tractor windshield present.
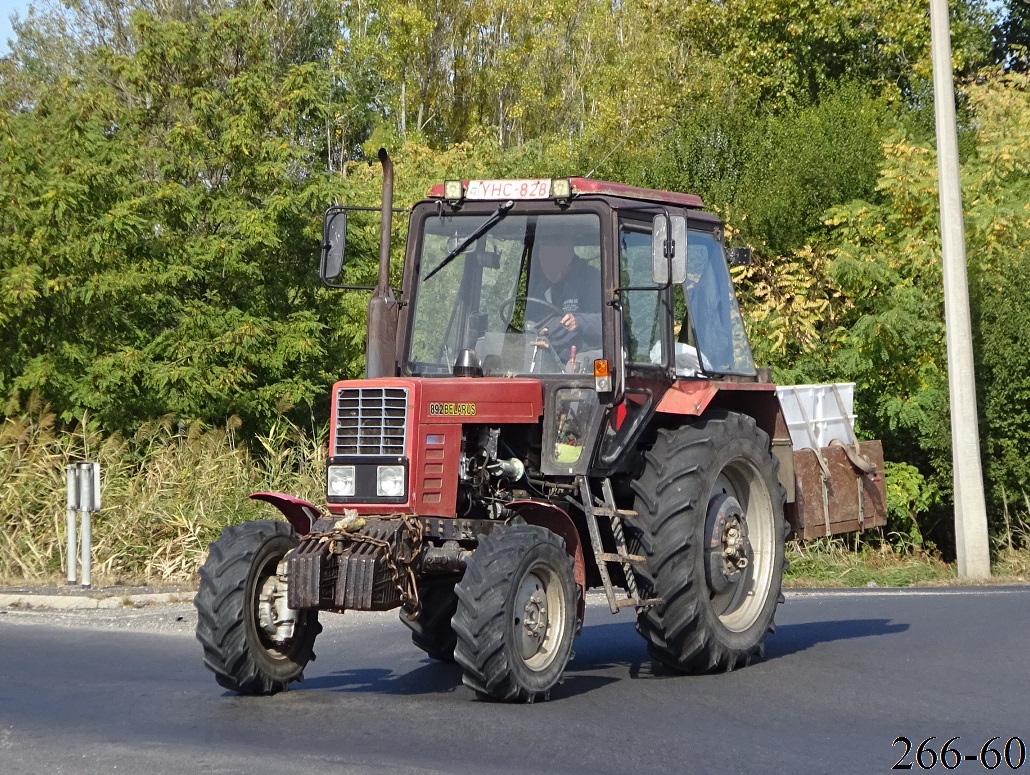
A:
[408,212,602,376]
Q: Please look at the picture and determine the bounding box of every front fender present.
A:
[249,492,322,535]
[508,500,587,630]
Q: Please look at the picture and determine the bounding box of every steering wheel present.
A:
[506,295,579,350]
[498,295,564,332]
[498,295,576,372]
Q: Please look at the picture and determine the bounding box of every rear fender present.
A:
[656,380,781,438]
[657,381,795,504]
[508,500,587,628]
[249,492,322,536]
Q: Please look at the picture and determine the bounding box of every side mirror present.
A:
[320,207,347,282]
[728,246,752,267]
[652,213,687,285]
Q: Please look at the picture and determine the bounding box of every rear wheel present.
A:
[452,525,577,702]
[631,410,787,673]
[195,520,320,694]
[401,577,459,662]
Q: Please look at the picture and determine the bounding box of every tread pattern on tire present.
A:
[452,524,576,703]
[630,410,787,674]
[195,519,321,695]
[401,577,459,662]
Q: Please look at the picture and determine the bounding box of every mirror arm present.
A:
[323,283,377,290]
[613,281,670,293]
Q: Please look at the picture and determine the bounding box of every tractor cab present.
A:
[404,177,757,383]
[324,174,761,479]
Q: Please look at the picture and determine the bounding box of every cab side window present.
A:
[676,230,756,375]
[618,221,665,365]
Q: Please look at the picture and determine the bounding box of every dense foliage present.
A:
[2,0,1029,558]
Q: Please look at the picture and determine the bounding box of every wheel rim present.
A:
[513,562,567,671]
[706,458,776,632]
[250,550,302,661]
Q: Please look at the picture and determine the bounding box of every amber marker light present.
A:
[594,359,612,392]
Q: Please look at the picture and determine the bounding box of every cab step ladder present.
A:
[572,476,662,614]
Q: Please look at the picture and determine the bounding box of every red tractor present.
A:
[195,150,886,702]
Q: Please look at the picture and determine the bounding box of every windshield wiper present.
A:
[423,200,515,281]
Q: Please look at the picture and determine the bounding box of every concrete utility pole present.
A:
[929,0,991,577]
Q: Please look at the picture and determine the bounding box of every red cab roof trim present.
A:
[568,178,704,208]
[426,178,704,208]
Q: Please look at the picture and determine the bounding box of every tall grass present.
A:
[5,397,1029,587]
[784,537,957,587]
[0,399,326,584]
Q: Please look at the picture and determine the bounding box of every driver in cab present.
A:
[527,231,602,366]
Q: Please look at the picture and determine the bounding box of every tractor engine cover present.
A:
[286,519,412,611]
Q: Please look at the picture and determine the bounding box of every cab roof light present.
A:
[444,179,465,202]
[550,178,572,200]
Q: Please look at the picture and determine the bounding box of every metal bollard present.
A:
[65,462,100,589]
[65,465,78,585]
[81,509,91,588]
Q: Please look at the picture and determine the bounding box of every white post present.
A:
[65,464,78,585]
[80,507,92,589]
[75,462,100,589]
[929,0,991,578]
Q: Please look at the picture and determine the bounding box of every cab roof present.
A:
[426,177,704,209]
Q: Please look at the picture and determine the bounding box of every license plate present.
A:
[465,178,552,200]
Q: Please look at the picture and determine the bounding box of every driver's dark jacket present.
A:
[528,257,602,360]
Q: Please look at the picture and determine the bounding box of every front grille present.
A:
[335,387,409,456]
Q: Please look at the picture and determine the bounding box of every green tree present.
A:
[773,70,1030,541]
[1,7,352,434]
[993,0,1030,72]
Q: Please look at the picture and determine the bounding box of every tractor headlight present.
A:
[376,465,406,498]
[327,465,356,497]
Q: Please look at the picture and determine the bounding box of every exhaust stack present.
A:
[365,148,399,378]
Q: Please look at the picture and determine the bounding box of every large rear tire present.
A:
[195,520,320,695]
[401,576,459,662]
[452,525,577,702]
[631,410,787,673]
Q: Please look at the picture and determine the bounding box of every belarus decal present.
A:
[428,402,477,416]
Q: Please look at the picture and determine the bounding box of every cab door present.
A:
[591,214,674,473]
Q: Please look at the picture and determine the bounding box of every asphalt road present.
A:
[1,587,1028,775]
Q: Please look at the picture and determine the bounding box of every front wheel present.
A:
[195,520,320,694]
[631,410,787,673]
[452,525,578,702]
[401,576,459,662]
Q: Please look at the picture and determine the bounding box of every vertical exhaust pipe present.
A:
[366,148,399,378]
[376,148,394,294]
